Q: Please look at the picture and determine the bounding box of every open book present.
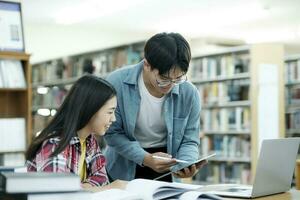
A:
[92,179,222,200]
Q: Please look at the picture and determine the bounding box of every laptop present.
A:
[210,138,300,198]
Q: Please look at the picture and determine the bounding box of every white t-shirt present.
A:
[134,71,167,148]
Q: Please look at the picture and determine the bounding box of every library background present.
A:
[0,0,300,190]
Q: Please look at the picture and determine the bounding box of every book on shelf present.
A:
[0,118,26,152]
[190,53,249,81]
[0,60,26,88]
[0,153,25,167]
[286,86,300,105]
[33,86,68,108]
[127,48,142,65]
[286,110,300,131]
[92,54,108,75]
[194,163,251,184]
[285,57,300,137]
[197,80,249,106]
[200,136,250,159]
[31,45,143,86]
[0,172,81,193]
[286,59,300,82]
[201,107,250,132]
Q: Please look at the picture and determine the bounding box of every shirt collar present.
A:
[70,135,92,145]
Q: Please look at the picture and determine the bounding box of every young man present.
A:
[104,32,202,182]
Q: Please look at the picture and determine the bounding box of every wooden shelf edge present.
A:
[0,150,25,154]
[0,88,28,92]
[0,51,30,60]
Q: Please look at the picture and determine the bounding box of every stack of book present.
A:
[0,172,86,200]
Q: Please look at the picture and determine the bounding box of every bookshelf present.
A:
[284,55,300,188]
[190,44,285,184]
[285,55,300,138]
[31,42,145,137]
[0,51,31,166]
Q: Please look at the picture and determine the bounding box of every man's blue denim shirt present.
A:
[104,60,201,181]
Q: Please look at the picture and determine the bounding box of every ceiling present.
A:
[20,0,300,62]
[22,0,300,42]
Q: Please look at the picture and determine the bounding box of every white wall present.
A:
[24,23,153,63]
[24,23,247,64]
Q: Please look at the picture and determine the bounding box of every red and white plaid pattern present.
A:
[26,135,109,186]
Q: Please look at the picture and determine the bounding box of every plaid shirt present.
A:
[26,135,109,186]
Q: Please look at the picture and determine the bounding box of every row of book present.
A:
[197,80,249,104]
[286,86,300,105]
[32,86,69,109]
[190,53,250,80]
[0,118,26,152]
[0,60,26,88]
[195,163,251,184]
[285,59,300,141]
[286,59,300,83]
[201,107,251,132]
[286,111,300,130]
[32,45,143,84]
[200,136,251,159]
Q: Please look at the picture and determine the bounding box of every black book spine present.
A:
[0,193,27,200]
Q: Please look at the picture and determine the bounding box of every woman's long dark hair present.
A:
[26,75,116,161]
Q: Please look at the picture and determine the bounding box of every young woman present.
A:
[26,74,126,190]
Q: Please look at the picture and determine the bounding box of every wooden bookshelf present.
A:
[191,44,285,184]
[0,51,31,166]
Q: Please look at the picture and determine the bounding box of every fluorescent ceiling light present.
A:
[37,108,51,116]
[37,86,49,94]
[54,0,146,24]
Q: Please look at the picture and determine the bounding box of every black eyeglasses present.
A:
[154,73,187,87]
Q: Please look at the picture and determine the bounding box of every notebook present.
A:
[209,138,300,198]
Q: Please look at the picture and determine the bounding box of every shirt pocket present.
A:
[173,117,188,141]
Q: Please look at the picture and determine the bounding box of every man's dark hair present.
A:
[144,32,191,75]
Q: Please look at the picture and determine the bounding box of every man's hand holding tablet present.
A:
[154,153,216,180]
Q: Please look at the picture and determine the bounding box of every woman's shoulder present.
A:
[42,136,79,145]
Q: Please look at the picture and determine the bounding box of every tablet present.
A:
[153,153,216,180]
